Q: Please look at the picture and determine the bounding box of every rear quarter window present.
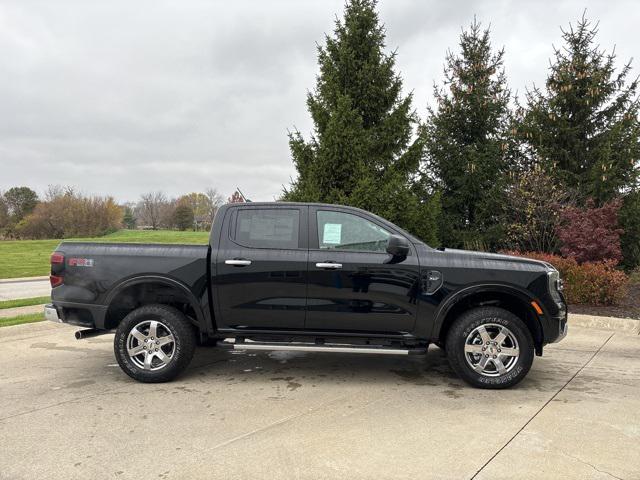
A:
[234,209,300,249]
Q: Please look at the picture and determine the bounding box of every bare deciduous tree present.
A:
[159,198,177,229]
[44,185,75,202]
[137,191,167,230]
[0,192,9,229]
[206,188,225,223]
[227,190,245,204]
[504,169,572,253]
[15,191,122,239]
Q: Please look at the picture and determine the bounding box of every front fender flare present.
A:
[430,283,544,342]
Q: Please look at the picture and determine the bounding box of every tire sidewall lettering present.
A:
[447,307,534,389]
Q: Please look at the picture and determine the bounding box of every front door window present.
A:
[317,210,390,252]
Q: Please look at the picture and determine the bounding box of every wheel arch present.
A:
[103,275,205,331]
[433,284,545,355]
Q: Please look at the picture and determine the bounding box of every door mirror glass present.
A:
[386,234,410,258]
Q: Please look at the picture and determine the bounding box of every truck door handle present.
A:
[316,262,342,270]
[225,259,252,266]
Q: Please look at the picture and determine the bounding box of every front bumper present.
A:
[549,301,568,343]
[553,315,568,342]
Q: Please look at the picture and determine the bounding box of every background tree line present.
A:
[1,0,637,304]
[0,186,242,239]
[284,0,640,280]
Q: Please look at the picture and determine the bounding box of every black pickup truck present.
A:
[46,202,567,388]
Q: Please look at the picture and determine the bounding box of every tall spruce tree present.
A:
[422,20,515,249]
[283,0,439,244]
[521,15,640,204]
[619,190,640,269]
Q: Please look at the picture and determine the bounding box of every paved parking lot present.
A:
[0,322,638,480]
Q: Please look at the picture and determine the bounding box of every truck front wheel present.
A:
[445,307,534,389]
[114,304,197,383]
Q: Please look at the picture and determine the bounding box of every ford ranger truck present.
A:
[45,202,567,388]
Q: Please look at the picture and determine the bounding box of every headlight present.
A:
[548,270,563,303]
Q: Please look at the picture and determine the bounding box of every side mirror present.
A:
[386,234,409,258]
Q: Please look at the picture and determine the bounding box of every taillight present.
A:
[50,252,64,287]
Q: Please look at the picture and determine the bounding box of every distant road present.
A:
[0,277,51,301]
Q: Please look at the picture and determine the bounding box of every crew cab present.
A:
[45,202,567,388]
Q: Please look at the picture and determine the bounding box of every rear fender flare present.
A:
[105,275,206,328]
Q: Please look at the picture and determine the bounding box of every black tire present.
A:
[445,307,534,389]
[114,304,197,383]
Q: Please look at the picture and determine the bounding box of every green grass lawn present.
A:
[0,229,209,279]
[0,312,44,328]
[0,296,51,309]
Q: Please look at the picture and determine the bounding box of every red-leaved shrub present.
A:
[556,199,624,264]
[502,251,628,306]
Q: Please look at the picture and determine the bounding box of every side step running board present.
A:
[232,342,426,356]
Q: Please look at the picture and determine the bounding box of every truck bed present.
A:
[51,242,210,327]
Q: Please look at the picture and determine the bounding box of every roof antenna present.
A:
[236,187,250,202]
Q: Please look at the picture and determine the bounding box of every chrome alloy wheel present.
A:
[126,320,176,371]
[464,323,520,377]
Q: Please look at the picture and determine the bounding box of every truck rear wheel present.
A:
[445,306,534,389]
[114,304,196,383]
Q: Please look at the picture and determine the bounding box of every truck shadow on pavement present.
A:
[170,345,559,396]
[75,334,563,395]
[180,346,455,386]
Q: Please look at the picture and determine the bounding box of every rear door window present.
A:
[234,209,300,249]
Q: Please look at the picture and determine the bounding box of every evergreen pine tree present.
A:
[521,15,640,204]
[283,0,439,244]
[422,20,515,249]
[173,204,194,231]
[619,190,640,269]
[122,206,136,230]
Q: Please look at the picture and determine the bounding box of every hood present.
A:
[438,248,554,271]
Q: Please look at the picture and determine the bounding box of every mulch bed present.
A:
[569,280,640,319]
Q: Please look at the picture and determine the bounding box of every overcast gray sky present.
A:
[0,0,637,203]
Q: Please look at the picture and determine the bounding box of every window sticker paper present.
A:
[323,223,342,244]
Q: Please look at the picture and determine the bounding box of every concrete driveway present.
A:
[0,322,638,480]
[0,277,50,301]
